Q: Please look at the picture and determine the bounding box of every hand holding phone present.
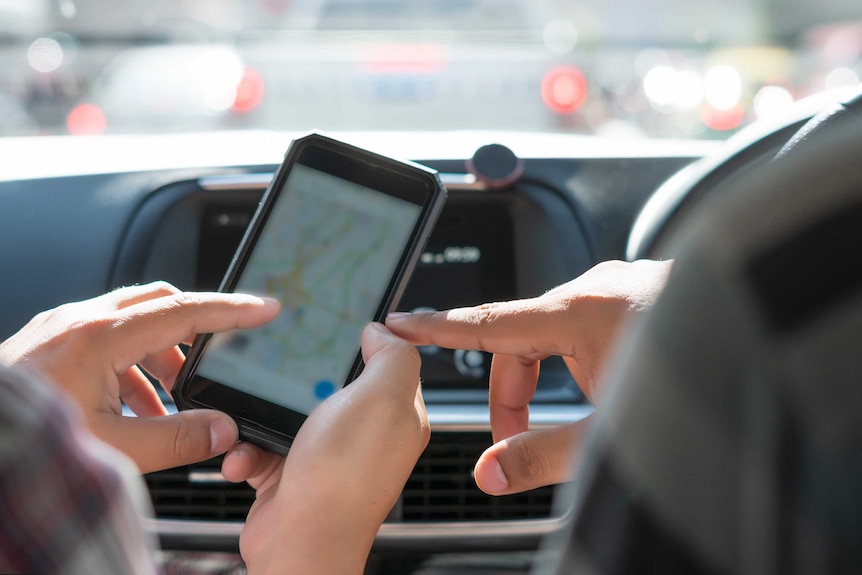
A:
[222,322,430,573]
[173,132,447,454]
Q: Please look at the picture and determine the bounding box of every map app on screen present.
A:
[196,162,422,414]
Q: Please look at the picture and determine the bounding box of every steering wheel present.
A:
[627,85,862,260]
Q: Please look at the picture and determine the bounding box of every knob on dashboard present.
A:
[467,143,524,189]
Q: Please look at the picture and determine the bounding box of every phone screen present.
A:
[195,161,423,415]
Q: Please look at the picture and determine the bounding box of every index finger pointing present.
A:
[386,298,571,358]
[106,292,281,370]
[100,281,183,310]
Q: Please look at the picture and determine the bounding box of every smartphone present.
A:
[172,132,447,454]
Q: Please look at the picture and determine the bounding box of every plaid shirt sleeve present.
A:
[0,365,159,575]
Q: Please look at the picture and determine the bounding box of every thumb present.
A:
[473,420,588,496]
[90,410,239,474]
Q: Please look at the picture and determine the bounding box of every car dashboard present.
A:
[0,130,720,573]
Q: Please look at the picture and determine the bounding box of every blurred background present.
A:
[1,0,860,139]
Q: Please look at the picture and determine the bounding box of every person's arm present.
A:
[385,259,672,495]
[0,281,281,473]
[221,323,430,575]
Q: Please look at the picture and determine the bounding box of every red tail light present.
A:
[701,103,745,131]
[66,103,107,135]
[232,67,265,114]
[541,66,588,114]
[360,44,448,75]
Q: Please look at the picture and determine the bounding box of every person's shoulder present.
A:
[0,363,76,438]
[0,362,144,489]
[0,364,158,574]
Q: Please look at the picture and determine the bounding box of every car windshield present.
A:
[1,0,860,139]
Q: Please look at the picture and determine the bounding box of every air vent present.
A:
[402,431,555,521]
[145,458,253,521]
[146,431,554,522]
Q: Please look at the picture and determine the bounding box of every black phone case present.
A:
[172,131,446,454]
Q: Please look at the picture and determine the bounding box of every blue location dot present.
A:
[314,380,336,400]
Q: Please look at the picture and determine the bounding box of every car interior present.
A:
[1,1,861,573]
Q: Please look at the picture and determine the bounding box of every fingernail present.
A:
[386,312,411,321]
[477,459,509,494]
[259,296,280,308]
[370,321,390,333]
[209,417,237,455]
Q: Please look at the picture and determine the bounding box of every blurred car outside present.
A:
[61,0,584,135]
[0,0,860,139]
[64,44,262,135]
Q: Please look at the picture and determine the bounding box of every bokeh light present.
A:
[753,85,794,120]
[28,37,63,73]
[824,67,860,91]
[704,65,742,111]
[543,18,578,55]
[67,103,107,135]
